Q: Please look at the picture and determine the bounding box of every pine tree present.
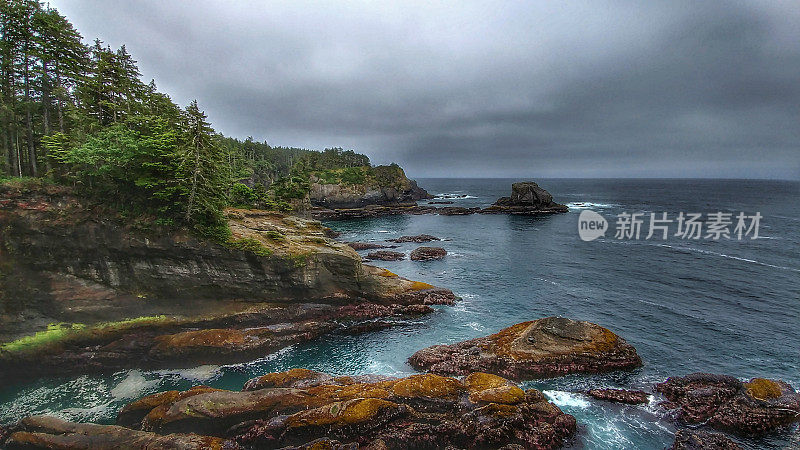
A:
[180,100,229,237]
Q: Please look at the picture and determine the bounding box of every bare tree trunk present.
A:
[55,66,64,133]
[185,148,200,222]
[24,51,37,177]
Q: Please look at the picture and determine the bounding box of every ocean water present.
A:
[1,178,798,449]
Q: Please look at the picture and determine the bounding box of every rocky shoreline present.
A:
[2,180,798,449]
[1,370,577,449]
[0,183,456,383]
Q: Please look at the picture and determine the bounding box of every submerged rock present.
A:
[365,251,405,261]
[482,181,568,214]
[387,234,440,243]
[656,373,800,435]
[586,388,650,405]
[670,429,742,450]
[410,247,447,261]
[103,369,577,449]
[408,317,642,380]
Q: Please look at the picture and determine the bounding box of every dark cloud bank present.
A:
[50,1,799,179]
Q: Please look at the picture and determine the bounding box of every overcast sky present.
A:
[49,0,799,179]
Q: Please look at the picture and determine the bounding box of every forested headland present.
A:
[0,0,384,239]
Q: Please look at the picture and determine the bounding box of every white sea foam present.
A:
[162,365,222,382]
[566,202,618,209]
[110,370,159,400]
[465,322,485,331]
[435,193,478,199]
[543,390,590,409]
[656,244,800,272]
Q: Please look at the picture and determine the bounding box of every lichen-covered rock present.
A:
[586,388,650,405]
[409,317,642,380]
[108,369,576,449]
[2,415,238,449]
[410,247,447,261]
[656,373,800,435]
[117,385,222,429]
[670,429,742,450]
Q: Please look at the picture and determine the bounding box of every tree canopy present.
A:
[0,0,375,238]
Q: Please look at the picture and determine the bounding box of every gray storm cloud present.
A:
[49,0,800,179]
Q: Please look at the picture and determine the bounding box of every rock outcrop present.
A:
[365,251,405,261]
[410,247,447,261]
[0,183,456,382]
[655,373,800,435]
[99,369,577,449]
[586,388,650,405]
[483,181,568,214]
[670,429,741,450]
[408,317,642,380]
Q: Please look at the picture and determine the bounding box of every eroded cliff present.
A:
[0,181,455,381]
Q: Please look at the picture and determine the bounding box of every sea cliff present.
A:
[0,181,455,381]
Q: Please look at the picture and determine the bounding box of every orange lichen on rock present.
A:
[391,373,464,399]
[247,368,326,389]
[468,385,526,404]
[485,321,534,359]
[286,398,404,428]
[745,378,783,400]
[410,281,435,290]
[463,372,513,392]
[153,328,246,350]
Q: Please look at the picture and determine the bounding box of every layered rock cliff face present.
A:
[0,182,455,381]
[308,165,431,209]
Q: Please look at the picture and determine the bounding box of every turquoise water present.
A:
[1,178,798,449]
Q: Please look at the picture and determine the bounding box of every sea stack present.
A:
[483,181,568,214]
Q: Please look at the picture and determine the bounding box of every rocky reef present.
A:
[656,373,800,435]
[408,317,642,380]
[483,181,568,214]
[0,183,455,382]
[1,369,577,449]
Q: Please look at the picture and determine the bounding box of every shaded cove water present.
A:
[1,178,799,448]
